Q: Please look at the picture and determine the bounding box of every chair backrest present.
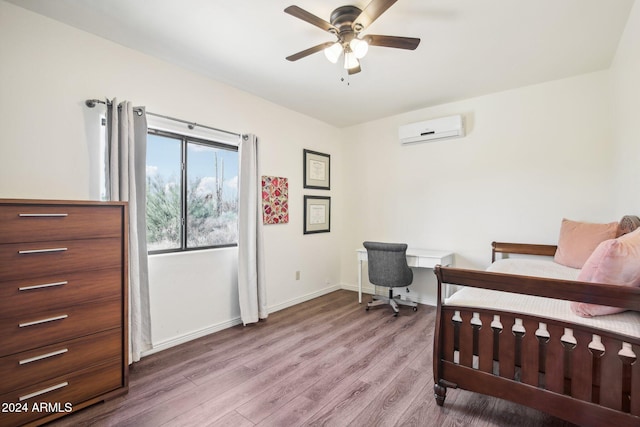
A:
[363,241,413,288]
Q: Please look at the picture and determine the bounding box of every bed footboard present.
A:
[433,266,640,427]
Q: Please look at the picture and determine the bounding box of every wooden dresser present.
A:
[0,199,128,426]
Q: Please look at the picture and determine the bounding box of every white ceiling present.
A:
[7,0,635,127]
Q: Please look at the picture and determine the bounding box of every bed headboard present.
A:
[491,215,640,262]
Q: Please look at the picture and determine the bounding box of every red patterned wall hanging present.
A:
[261,176,289,224]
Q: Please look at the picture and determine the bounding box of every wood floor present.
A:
[48,290,573,427]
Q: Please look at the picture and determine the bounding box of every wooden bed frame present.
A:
[432,216,640,427]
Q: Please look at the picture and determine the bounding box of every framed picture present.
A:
[303,149,330,190]
[303,195,330,234]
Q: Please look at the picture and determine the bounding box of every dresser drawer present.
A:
[0,297,122,357]
[0,204,123,244]
[0,237,122,282]
[0,358,123,426]
[0,267,122,319]
[0,328,122,395]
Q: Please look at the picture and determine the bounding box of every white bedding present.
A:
[444,258,640,340]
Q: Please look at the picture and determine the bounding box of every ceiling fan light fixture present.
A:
[349,37,369,59]
[324,42,343,63]
[344,51,359,70]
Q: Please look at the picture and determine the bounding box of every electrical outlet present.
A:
[295,271,300,280]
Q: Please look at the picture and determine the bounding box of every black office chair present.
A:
[363,241,418,316]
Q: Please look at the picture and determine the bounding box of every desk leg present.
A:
[358,260,362,303]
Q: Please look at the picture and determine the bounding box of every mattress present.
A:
[444,258,640,341]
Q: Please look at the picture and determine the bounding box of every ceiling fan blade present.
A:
[286,42,335,62]
[348,64,362,75]
[364,35,420,50]
[354,0,398,30]
[284,6,337,33]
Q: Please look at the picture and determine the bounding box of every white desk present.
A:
[356,248,454,303]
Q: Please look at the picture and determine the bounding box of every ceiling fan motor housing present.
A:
[329,5,363,42]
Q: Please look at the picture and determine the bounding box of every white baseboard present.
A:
[268,284,342,313]
[340,282,374,295]
[143,284,342,357]
[143,317,243,357]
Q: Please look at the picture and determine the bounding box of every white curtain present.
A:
[237,134,267,325]
[106,98,152,362]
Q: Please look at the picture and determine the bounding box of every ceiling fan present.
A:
[284,0,420,75]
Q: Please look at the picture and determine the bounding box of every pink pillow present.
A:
[554,219,618,269]
[570,228,640,317]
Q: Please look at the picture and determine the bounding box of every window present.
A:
[146,129,239,253]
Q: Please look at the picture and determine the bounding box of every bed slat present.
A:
[478,312,493,373]
[499,315,516,380]
[571,330,593,402]
[545,324,565,393]
[521,318,540,386]
[600,336,623,411]
[459,311,474,367]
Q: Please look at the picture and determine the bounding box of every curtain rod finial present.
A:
[85,98,110,108]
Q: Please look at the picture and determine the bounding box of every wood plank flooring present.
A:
[48,290,573,426]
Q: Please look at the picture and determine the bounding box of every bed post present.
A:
[433,265,448,406]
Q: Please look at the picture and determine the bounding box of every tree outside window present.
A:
[146,130,238,253]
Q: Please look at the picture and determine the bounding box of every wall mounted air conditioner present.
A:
[398,115,465,145]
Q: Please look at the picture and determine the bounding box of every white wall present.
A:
[339,71,617,305]
[611,0,640,215]
[0,2,344,352]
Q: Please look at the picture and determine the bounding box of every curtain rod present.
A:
[85,98,241,138]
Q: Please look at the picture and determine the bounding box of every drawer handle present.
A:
[19,314,68,328]
[19,281,68,291]
[18,213,68,217]
[19,382,69,402]
[19,348,69,365]
[18,247,68,254]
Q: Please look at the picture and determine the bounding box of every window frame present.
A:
[146,128,239,255]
